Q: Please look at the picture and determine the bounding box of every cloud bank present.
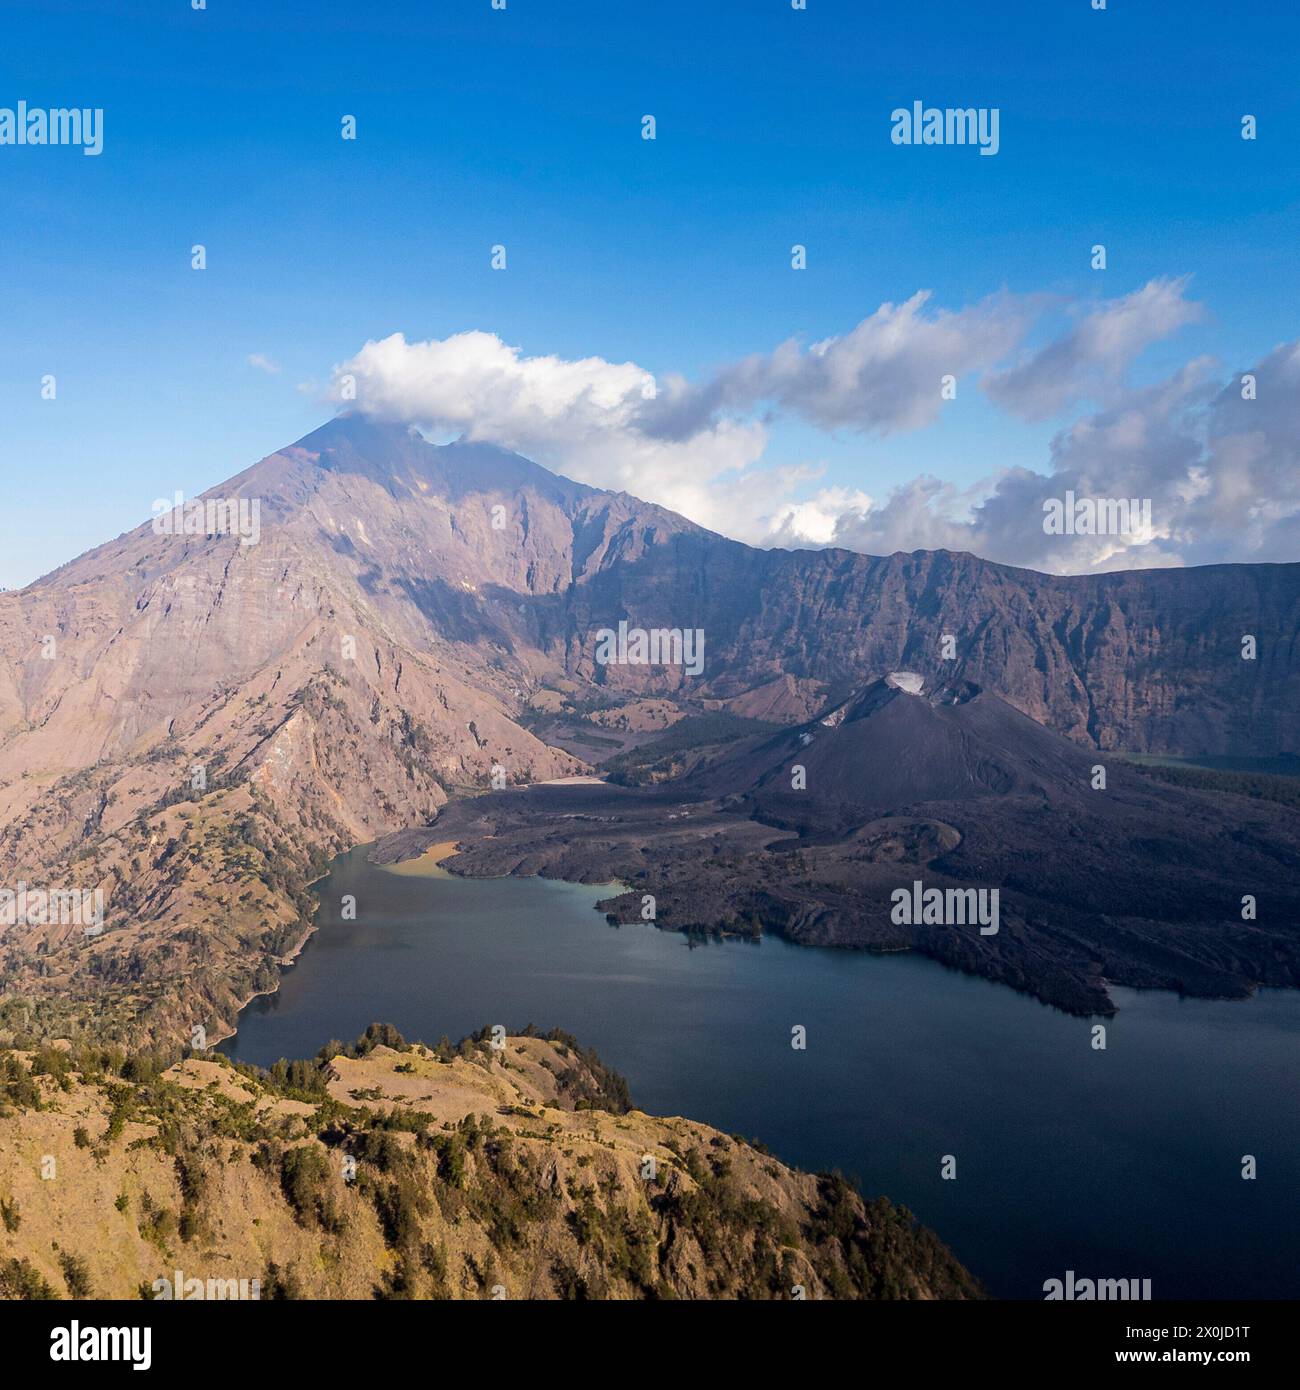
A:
[327,279,1300,573]
[802,344,1300,572]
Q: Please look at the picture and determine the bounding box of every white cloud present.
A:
[247,353,280,374]
[642,289,1037,438]
[767,486,875,546]
[984,277,1204,421]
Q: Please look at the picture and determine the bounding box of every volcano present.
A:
[688,676,1102,833]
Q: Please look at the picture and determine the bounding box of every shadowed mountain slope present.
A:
[690,678,1101,819]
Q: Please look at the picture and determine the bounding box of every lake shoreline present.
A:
[217,842,1300,1300]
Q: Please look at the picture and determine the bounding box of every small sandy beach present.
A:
[379,839,460,878]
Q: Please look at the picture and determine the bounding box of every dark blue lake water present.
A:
[220,844,1300,1299]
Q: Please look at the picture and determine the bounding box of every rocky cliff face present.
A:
[564,537,1299,756]
[0,415,1294,1043]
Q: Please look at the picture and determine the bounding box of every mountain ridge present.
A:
[10,413,1298,760]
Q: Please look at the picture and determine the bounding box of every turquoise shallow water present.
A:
[220,844,1300,1299]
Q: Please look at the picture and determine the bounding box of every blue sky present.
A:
[2,0,1297,587]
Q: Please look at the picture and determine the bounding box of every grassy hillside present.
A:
[0,1024,982,1302]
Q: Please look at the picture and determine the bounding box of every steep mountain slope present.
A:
[0,1028,982,1301]
[0,415,699,790]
